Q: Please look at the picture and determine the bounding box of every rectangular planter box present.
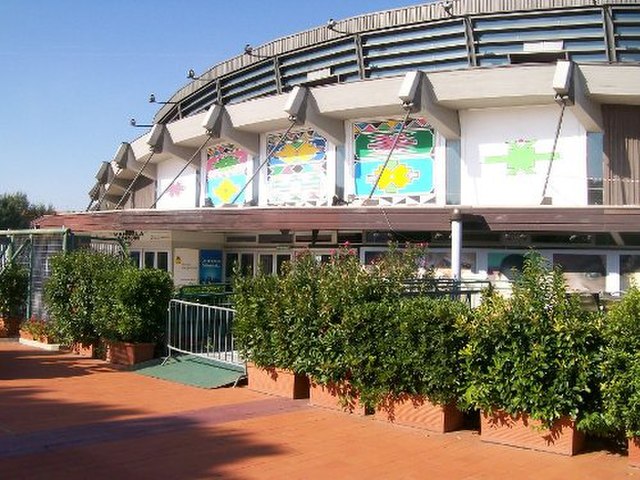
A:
[0,317,21,337]
[246,363,309,399]
[480,411,585,456]
[630,437,640,468]
[71,341,97,358]
[309,381,366,415]
[106,341,155,366]
[374,395,464,433]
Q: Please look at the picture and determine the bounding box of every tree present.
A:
[0,192,55,229]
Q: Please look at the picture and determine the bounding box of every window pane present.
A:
[144,252,155,269]
[240,253,254,276]
[157,252,169,271]
[621,255,640,292]
[553,253,606,293]
[129,251,141,268]
[276,254,290,275]
[259,254,274,275]
[225,253,238,282]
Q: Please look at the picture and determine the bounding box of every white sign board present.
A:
[173,248,199,286]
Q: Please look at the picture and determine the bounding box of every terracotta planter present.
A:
[480,411,585,456]
[20,329,50,344]
[0,316,21,337]
[374,394,464,433]
[106,341,155,366]
[309,380,366,415]
[246,363,309,399]
[630,437,640,468]
[71,341,97,358]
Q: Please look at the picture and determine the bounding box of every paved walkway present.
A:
[0,341,637,479]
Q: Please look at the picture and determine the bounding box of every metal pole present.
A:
[450,208,463,281]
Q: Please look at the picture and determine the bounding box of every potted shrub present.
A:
[234,268,310,399]
[19,317,55,344]
[96,267,173,366]
[347,296,470,432]
[600,286,640,468]
[45,250,128,355]
[0,261,28,337]
[461,252,603,456]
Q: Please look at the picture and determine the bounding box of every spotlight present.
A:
[148,93,177,105]
[243,44,270,58]
[130,118,153,128]
[326,18,350,34]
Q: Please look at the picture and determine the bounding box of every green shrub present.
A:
[233,272,281,368]
[95,268,174,343]
[0,261,28,319]
[601,287,640,438]
[45,250,128,345]
[460,252,604,430]
[346,296,471,409]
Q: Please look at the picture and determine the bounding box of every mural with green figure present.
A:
[484,140,559,175]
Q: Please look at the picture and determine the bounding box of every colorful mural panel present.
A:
[483,139,559,175]
[353,118,434,201]
[205,144,250,205]
[267,129,327,205]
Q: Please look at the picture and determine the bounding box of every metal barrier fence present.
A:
[166,299,244,371]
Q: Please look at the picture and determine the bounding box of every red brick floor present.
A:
[1,341,638,479]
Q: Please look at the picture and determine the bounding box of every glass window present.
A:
[259,254,274,275]
[621,255,640,291]
[553,253,606,293]
[144,252,155,269]
[276,254,290,275]
[240,253,254,276]
[129,251,141,268]
[225,253,238,282]
[157,252,169,271]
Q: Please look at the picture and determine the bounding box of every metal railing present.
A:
[166,299,244,371]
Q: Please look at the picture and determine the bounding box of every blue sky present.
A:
[0,0,426,211]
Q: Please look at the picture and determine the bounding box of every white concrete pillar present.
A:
[451,208,463,280]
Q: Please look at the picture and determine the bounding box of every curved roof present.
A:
[154,0,640,123]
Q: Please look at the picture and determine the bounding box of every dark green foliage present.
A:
[460,252,604,430]
[45,250,173,345]
[346,296,471,409]
[95,268,174,343]
[233,272,281,367]
[233,243,473,410]
[0,261,28,319]
[0,192,55,229]
[601,287,640,438]
[45,250,128,345]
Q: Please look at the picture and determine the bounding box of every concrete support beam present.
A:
[202,104,260,155]
[571,64,603,132]
[148,124,200,161]
[112,142,157,180]
[399,71,461,139]
[284,86,346,145]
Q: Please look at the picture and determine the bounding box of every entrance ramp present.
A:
[134,355,245,389]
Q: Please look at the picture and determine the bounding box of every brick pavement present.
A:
[0,341,637,479]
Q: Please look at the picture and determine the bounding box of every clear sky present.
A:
[0,0,427,212]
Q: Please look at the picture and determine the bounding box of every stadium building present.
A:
[37,0,640,293]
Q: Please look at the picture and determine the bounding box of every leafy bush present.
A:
[233,243,435,393]
[0,261,28,319]
[45,250,128,345]
[95,268,173,343]
[460,252,604,430]
[233,272,281,367]
[345,296,471,409]
[601,287,640,438]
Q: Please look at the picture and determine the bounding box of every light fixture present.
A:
[149,93,177,105]
[327,18,350,34]
[243,44,270,58]
[130,118,153,128]
[442,1,454,16]
[187,68,209,82]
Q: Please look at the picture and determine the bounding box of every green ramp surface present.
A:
[133,355,245,389]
